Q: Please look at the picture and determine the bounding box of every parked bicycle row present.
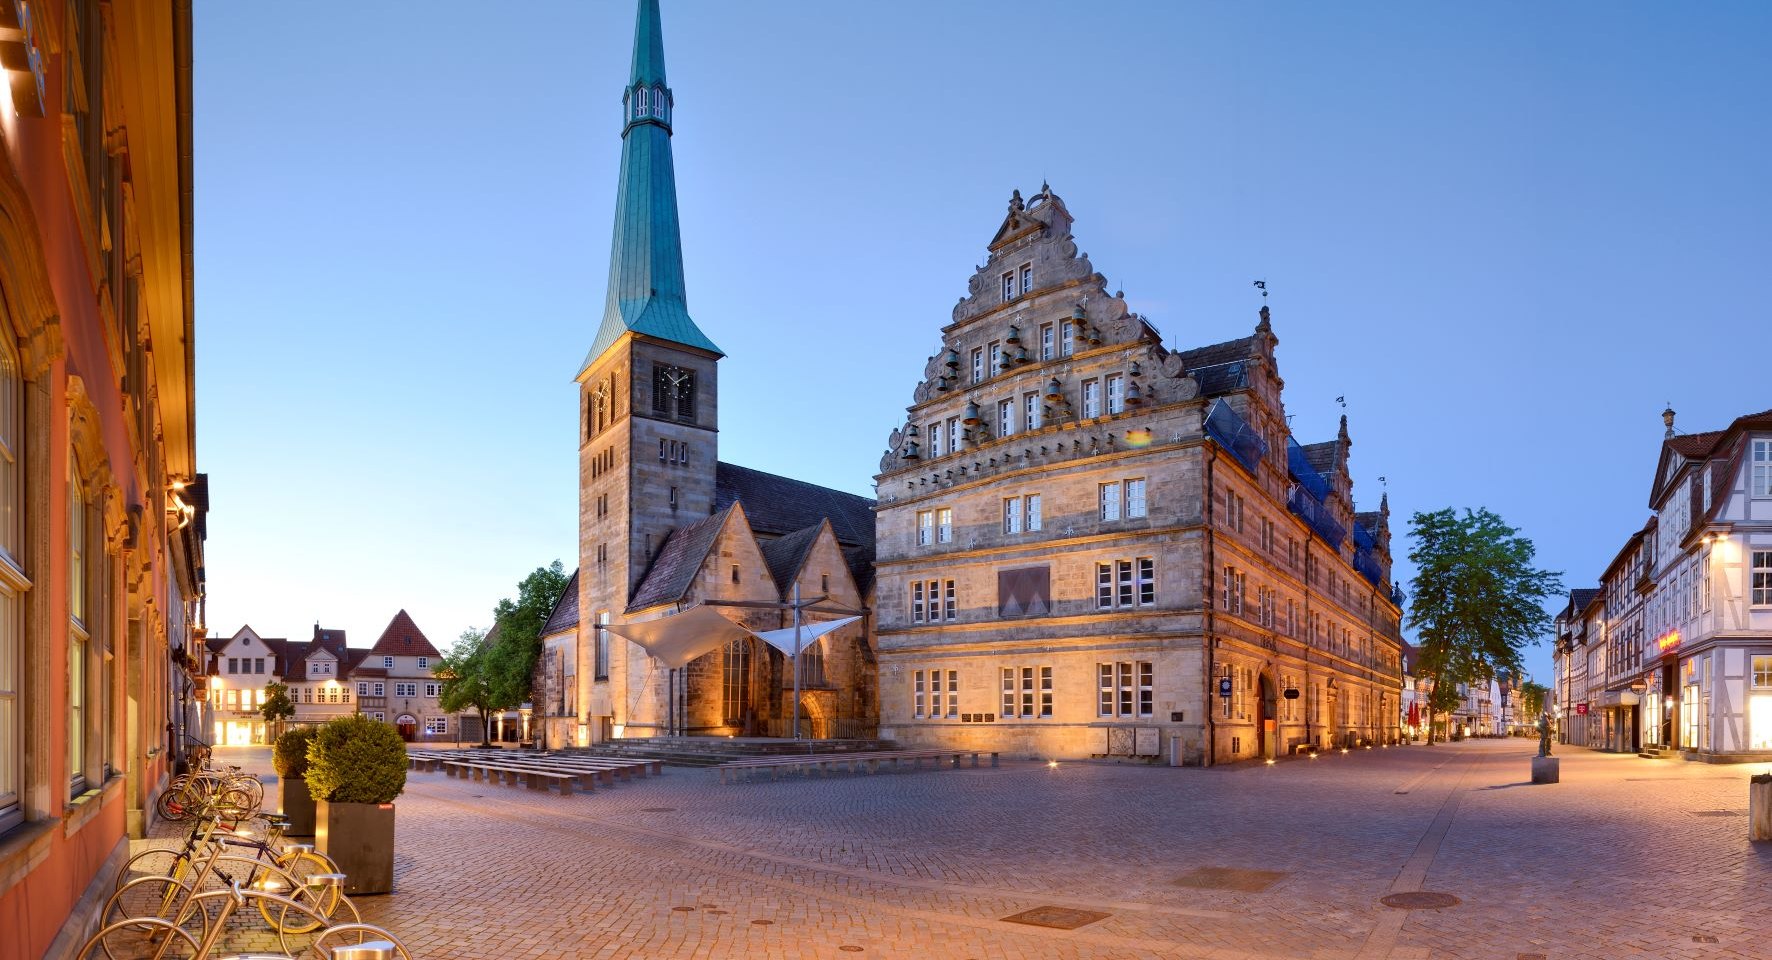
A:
[92,754,413,959]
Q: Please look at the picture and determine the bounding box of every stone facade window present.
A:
[998,400,1013,438]
[1026,494,1042,531]
[971,348,984,384]
[1040,324,1054,360]
[1127,479,1147,519]
[1081,379,1101,418]
[912,579,957,623]
[1060,320,1074,357]
[1100,482,1121,522]
[1107,375,1124,414]
[916,510,934,546]
[1002,666,1051,719]
[1000,272,1014,303]
[1024,393,1041,430]
[1097,559,1155,610]
[1003,498,1021,535]
[936,508,953,544]
[1019,263,1032,296]
[1098,662,1151,718]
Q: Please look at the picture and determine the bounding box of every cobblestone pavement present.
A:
[168,741,1772,959]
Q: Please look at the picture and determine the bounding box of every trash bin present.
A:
[1752,773,1772,842]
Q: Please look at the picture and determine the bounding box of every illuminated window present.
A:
[1755,656,1772,689]
[1098,662,1152,718]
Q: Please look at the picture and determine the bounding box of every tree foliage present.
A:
[436,627,497,746]
[486,560,570,710]
[1407,507,1563,743]
[260,681,295,723]
[304,713,407,804]
[1517,680,1550,719]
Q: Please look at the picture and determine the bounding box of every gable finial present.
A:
[1009,188,1024,213]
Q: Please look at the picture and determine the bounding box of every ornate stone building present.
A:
[874,186,1404,764]
[546,0,876,746]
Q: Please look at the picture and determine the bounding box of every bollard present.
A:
[1752,773,1772,842]
[330,941,398,960]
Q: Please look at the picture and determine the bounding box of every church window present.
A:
[731,564,740,583]
[1001,272,1014,303]
[821,573,830,594]
[998,400,1013,438]
[635,86,648,117]
[971,348,983,384]
[936,508,953,544]
[595,612,610,680]
[1024,393,1041,430]
[722,637,749,725]
[1060,320,1074,357]
[1107,375,1125,414]
[1040,324,1054,361]
[1019,263,1033,296]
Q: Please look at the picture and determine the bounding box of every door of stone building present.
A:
[1257,674,1277,759]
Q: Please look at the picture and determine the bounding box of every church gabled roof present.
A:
[714,461,875,549]
[541,568,581,637]
[628,506,740,612]
[580,0,722,375]
[758,522,825,599]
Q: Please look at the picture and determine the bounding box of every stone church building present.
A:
[533,0,876,748]
[873,185,1406,764]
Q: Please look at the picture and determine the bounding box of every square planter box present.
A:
[315,800,395,895]
[279,778,316,837]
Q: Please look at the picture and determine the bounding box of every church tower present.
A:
[577,0,721,738]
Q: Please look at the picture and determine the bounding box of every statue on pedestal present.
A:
[1537,713,1553,758]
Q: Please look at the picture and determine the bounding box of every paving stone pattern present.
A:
[206,741,1772,959]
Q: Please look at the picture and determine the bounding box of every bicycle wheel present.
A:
[213,787,257,820]
[114,847,190,892]
[102,876,209,956]
[154,787,195,823]
[259,851,345,934]
[79,916,203,960]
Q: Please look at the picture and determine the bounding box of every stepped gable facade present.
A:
[873,185,1405,763]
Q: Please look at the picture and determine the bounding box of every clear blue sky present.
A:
[195,1,1772,683]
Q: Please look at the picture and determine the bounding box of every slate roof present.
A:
[758,522,824,599]
[844,546,876,599]
[1354,511,1383,536]
[1177,337,1256,398]
[369,610,441,659]
[715,461,875,548]
[1301,441,1338,477]
[1568,588,1601,616]
[628,507,735,612]
[540,568,581,637]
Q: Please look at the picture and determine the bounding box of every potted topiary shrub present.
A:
[272,726,319,837]
[306,713,407,895]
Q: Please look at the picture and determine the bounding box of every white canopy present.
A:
[748,616,862,659]
[601,608,862,668]
[600,605,751,670]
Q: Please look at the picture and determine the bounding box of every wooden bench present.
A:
[715,749,998,784]
[442,761,586,796]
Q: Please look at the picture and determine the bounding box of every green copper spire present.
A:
[581,0,721,375]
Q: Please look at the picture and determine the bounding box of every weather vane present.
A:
[1252,279,1267,300]
[1336,396,1347,408]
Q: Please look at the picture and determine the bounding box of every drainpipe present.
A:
[1203,445,1217,768]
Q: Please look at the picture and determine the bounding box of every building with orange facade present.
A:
[0,3,206,958]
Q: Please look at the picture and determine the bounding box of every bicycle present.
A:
[85,878,404,960]
[156,764,262,822]
[118,810,343,934]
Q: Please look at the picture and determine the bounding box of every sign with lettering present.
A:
[1657,630,1681,653]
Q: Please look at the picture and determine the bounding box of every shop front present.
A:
[1597,686,1639,753]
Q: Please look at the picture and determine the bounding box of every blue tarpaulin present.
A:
[1203,398,1268,474]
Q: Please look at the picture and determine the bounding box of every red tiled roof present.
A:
[369,609,442,659]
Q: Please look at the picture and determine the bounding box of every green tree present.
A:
[1408,508,1563,744]
[260,680,295,726]
[1517,680,1550,720]
[436,628,497,746]
[486,561,570,711]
